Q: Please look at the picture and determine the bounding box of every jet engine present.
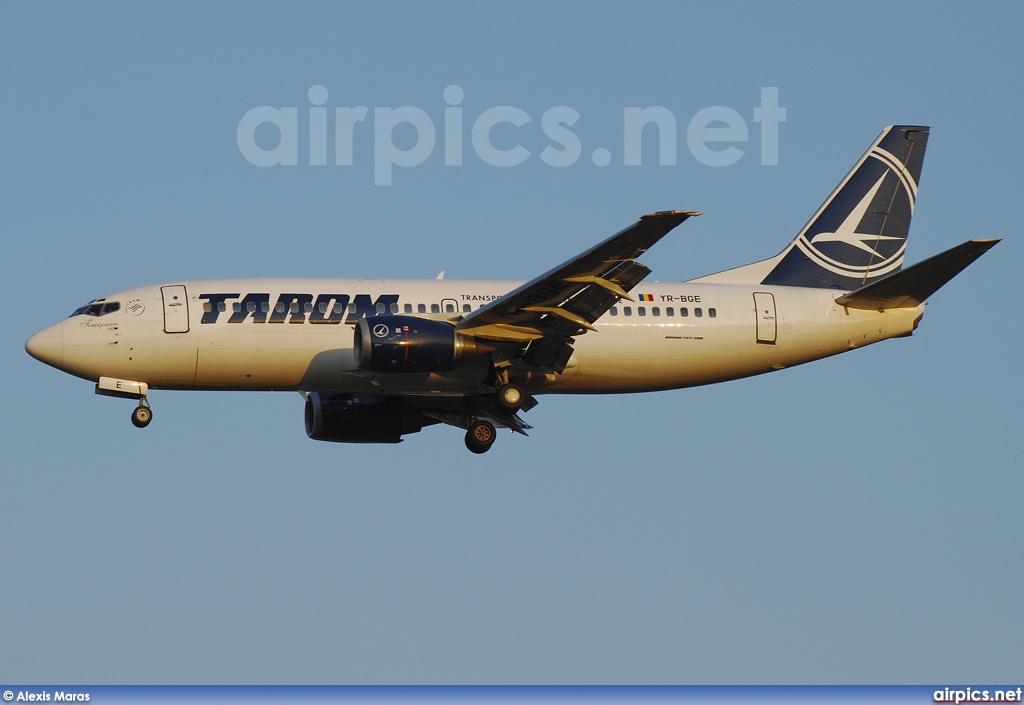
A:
[304,392,435,443]
[353,315,478,373]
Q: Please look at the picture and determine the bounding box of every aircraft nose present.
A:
[26,321,64,369]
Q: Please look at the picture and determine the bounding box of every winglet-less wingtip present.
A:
[641,210,702,220]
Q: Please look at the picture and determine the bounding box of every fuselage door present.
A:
[440,298,459,315]
[753,292,777,344]
[161,285,190,333]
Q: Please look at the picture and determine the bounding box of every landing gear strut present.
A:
[131,398,152,428]
[465,419,497,454]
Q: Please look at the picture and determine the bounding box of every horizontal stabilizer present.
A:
[834,239,1000,310]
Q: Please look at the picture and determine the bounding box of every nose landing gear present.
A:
[131,398,152,428]
[95,377,153,429]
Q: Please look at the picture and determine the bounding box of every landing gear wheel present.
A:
[496,384,524,413]
[131,404,152,429]
[465,419,497,454]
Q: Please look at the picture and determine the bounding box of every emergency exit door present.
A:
[753,292,776,344]
[161,285,190,333]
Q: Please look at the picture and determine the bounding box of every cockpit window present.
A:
[70,299,120,317]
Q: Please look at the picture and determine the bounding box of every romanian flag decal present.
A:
[639,294,654,301]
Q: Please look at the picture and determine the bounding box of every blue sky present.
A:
[1,1,1021,684]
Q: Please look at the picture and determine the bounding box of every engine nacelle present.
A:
[354,315,476,373]
[304,392,434,443]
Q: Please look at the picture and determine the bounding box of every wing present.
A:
[457,210,699,370]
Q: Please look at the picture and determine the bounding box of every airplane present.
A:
[26,125,999,453]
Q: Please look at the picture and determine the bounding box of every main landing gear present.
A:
[461,377,530,453]
[465,419,497,454]
[496,383,524,413]
[131,398,153,428]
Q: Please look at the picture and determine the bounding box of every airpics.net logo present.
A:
[236,86,786,185]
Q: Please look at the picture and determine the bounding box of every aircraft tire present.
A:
[496,384,524,412]
[131,405,152,428]
[465,419,496,454]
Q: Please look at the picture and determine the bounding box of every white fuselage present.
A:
[32,278,925,397]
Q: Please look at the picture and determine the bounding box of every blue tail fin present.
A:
[761,125,929,289]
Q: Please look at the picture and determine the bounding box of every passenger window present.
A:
[624,306,632,316]
[277,302,286,314]
[445,303,455,313]
[709,308,717,318]
[610,307,618,316]
[463,304,471,313]
[290,302,301,314]
[418,303,426,313]
[376,303,386,314]
[262,302,271,313]
[332,302,342,314]
[638,307,646,316]
[232,302,241,313]
[431,303,440,313]
[390,303,399,314]
[652,307,660,316]
[404,303,413,313]
[680,307,688,317]
[695,308,703,317]
[666,307,674,317]
[218,302,227,313]
[304,302,313,313]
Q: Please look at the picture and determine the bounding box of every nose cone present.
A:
[26,322,64,369]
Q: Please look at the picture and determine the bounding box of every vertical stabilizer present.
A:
[761,125,929,289]
[690,125,930,289]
